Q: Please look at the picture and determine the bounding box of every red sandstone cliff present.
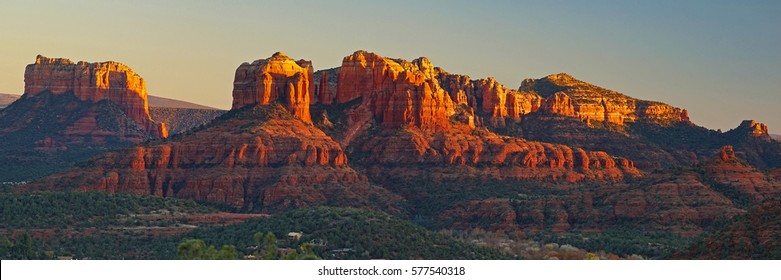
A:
[232,52,314,124]
[701,146,781,203]
[335,50,455,131]
[25,53,404,214]
[521,73,689,126]
[23,55,167,138]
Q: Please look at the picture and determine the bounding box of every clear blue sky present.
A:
[1,0,779,131]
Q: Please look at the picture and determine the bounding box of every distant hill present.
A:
[147,95,218,110]
[0,93,216,110]
[0,93,20,108]
[148,107,225,135]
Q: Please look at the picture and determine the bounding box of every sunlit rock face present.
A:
[23,55,167,138]
[232,52,314,124]
[335,50,456,131]
[520,73,689,126]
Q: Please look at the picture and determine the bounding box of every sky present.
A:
[1,0,779,132]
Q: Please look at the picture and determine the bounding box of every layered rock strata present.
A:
[23,55,167,137]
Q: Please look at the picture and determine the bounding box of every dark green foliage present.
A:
[161,207,508,260]
[0,232,35,259]
[176,239,238,260]
[531,230,693,259]
[2,197,508,259]
[368,174,565,229]
[253,232,278,260]
[0,191,216,228]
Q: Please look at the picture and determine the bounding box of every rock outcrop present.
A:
[437,170,746,236]
[335,50,455,131]
[701,146,781,203]
[472,78,541,126]
[726,120,771,140]
[313,68,338,105]
[359,127,638,183]
[26,53,405,214]
[326,51,639,182]
[232,52,314,124]
[674,196,781,259]
[27,105,404,213]
[540,92,575,117]
[520,73,689,126]
[22,55,167,138]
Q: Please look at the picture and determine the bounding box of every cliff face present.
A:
[701,146,781,204]
[27,105,404,213]
[335,51,455,131]
[0,55,169,158]
[359,127,638,183]
[26,53,404,214]
[327,51,639,182]
[232,52,314,124]
[520,73,689,126]
[313,68,338,105]
[15,50,781,248]
[23,55,167,138]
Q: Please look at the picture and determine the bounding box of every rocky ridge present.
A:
[520,73,689,126]
[14,50,781,246]
[22,55,167,138]
[26,53,404,214]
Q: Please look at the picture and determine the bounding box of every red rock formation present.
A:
[437,170,746,236]
[770,168,781,181]
[674,197,781,259]
[232,52,314,124]
[541,92,575,116]
[729,120,771,139]
[335,51,455,131]
[22,55,167,138]
[437,73,474,107]
[476,78,508,126]
[27,105,404,213]
[719,145,736,161]
[520,73,688,126]
[359,127,639,183]
[316,70,333,104]
[702,146,781,203]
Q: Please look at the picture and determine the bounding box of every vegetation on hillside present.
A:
[1,191,216,229]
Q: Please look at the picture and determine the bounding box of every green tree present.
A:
[281,243,320,260]
[253,232,278,260]
[177,239,210,260]
[177,239,238,260]
[0,236,11,257]
[297,243,320,260]
[214,245,239,260]
[19,232,33,259]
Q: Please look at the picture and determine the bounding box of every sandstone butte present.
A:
[520,73,690,126]
[22,50,779,236]
[26,53,404,214]
[331,51,689,130]
[325,50,639,182]
[232,52,314,124]
[22,55,167,138]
